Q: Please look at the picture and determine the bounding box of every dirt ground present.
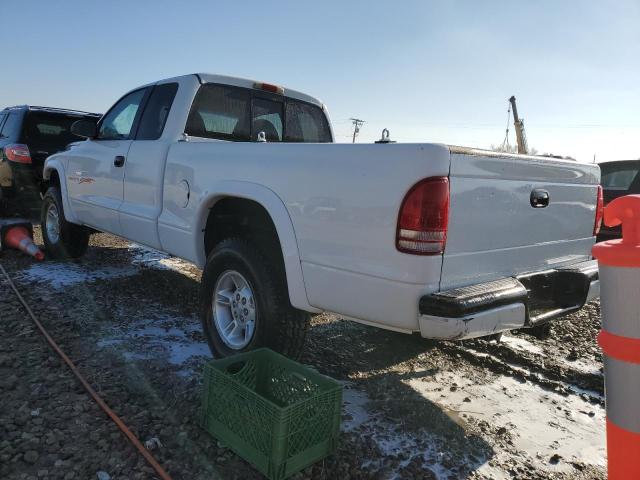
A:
[0,230,606,479]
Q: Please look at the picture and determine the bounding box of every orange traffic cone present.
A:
[593,194,640,479]
[3,225,44,261]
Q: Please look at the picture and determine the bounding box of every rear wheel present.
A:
[200,238,309,358]
[41,186,89,259]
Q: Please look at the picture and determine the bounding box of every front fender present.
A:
[195,181,320,314]
[43,158,80,224]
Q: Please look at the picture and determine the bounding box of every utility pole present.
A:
[349,118,365,143]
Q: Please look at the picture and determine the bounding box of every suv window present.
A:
[1,113,21,140]
[0,113,7,137]
[22,112,89,149]
[186,84,250,141]
[136,83,179,140]
[252,97,283,142]
[285,101,331,143]
[601,163,640,191]
[99,89,147,140]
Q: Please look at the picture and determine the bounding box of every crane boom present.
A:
[509,96,528,154]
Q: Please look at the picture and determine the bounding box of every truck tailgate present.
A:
[441,147,600,290]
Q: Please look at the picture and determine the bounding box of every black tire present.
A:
[199,237,309,359]
[41,186,89,259]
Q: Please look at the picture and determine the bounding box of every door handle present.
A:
[530,189,550,208]
[114,155,125,167]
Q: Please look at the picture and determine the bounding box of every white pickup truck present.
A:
[42,73,603,358]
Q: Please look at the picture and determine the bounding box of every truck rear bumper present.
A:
[418,260,599,340]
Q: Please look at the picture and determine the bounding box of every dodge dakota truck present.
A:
[41,73,603,358]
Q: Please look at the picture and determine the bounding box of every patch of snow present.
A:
[341,384,485,479]
[475,460,511,480]
[560,357,603,376]
[463,345,604,401]
[501,335,602,377]
[500,335,545,356]
[341,383,371,432]
[97,314,211,375]
[129,244,194,274]
[14,244,195,289]
[366,425,481,480]
[16,262,136,289]
[408,372,606,473]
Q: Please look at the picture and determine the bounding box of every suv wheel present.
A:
[200,238,309,359]
[41,186,89,259]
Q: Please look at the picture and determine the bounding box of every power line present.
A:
[336,118,640,129]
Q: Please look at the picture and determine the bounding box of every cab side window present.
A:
[98,89,147,140]
[136,83,179,140]
[186,84,250,141]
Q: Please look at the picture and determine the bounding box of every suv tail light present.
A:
[594,185,604,235]
[4,144,32,164]
[396,176,450,255]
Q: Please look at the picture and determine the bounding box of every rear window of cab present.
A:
[185,83,332,143]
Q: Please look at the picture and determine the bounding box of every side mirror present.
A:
[71,119,98,139]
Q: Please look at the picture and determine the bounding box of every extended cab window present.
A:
[186,84,250,141]
[136,83,179,140]
[285,101,331,142]
[185,83,332,143]
[99,89,147,140]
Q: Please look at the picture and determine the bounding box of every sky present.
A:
[1,0,638,163]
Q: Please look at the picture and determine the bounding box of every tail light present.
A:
[594,185,604,235]
[396,177,450,255]
[4,144,31,164]
[253,82,284,95]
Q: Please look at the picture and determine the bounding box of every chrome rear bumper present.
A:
[418,260,599,340]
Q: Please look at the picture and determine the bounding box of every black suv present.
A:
[0,106,101,216]
[598,159,640,241]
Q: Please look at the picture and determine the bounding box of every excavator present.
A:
[509,95,528,155]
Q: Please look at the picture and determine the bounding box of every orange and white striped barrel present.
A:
[593,194,640,479]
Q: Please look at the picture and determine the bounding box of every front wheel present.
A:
[41,186,89,259]
[199,238,309,359]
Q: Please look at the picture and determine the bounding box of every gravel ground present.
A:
[0,230,606,479]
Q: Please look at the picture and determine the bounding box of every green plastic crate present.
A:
[200,348,343,480]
